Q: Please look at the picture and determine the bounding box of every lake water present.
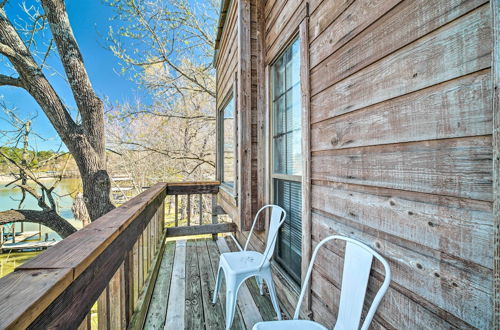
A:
[0,177,83,276]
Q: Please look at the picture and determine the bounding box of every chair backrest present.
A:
[244,205,286,267]
[294,235,391,330]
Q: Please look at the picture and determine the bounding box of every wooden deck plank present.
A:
[216,238,264,328]
[206,239,246,330]
[196,239,225,330]
[165,240,186,329]
[143,241,175,329]
[185,240,205,329]
[141,238,279,330]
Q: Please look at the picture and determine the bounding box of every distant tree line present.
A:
[0,146,59,172]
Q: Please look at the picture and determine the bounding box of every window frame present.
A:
[268,35,303,283]
[218,91,237,196]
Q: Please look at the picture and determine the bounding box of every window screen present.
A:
[271,38,302,282]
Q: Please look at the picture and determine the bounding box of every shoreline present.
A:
[0,174,80,184]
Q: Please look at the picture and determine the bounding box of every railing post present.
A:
[211,193,218,241]
[175,195,179,227]
[199,193,203,225]
[187,194,191,226]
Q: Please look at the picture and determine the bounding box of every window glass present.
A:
[221,97,235,187]
[271,38,302,282]
[272,39,302,176]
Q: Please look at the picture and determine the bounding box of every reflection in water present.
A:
[0,177,83,277]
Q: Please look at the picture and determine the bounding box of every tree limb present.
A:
[0,209,77,238]
[0,74,23,88]
[41,0,105,157]
[0,7,78,142]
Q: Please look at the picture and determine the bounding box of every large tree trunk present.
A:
[0,1,115,221]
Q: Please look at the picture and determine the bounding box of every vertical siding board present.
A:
[237,0,253,230]
[299,12,312,317]
[491,0,500,327]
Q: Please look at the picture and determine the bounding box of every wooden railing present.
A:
[164,181,232,239]
[0,181,234,330]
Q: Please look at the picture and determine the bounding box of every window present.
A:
[220,97,235,188]
[271,38,301,282]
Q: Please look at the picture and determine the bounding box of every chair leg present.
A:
[225,276,240,330]
[212,266,223,304]
[263,269,281,320]
[256,276,264,295]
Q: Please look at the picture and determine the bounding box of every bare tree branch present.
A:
[0,209,76,238]
[0,73,23,87]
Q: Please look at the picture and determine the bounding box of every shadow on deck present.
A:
[144,236,280,329]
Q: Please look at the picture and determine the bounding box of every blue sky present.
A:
[0,1,145,151]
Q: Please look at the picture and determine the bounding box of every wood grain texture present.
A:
[196,239,225,329]
[166,182,220,195]
[167,223,237,237]
[165,240,186,329]
[311,5,492,123]
[237,0,253,231]
[185,240,204,329]
[312,181,493,268]
[143,241,175,329]
[312,212,490,328]
[312,136,493,201]
[311,70,492,151]
[309,0,485,71]
[299,15,313,317]
[0,269,73,330]
[492,0,500,327]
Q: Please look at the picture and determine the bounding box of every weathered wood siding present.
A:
[307,2,493,328]
[215,0,496,328]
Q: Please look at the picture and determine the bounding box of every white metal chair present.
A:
[253,235,391,330]
[212,204,286,330]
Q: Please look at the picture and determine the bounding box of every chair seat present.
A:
[253,320,328,330]
[220,251,270,274]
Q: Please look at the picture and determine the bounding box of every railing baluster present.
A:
[98,287,110,330]
[211,193,218,241]
[138,234,143,287]
[187,194,191,226]
[132,239,139,311]
[199,194,203,225]
[175,194,178,227]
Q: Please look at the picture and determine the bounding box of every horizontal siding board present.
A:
[311,182,493,269]
[309,0,400,52]
[310,5,492,123]
[312,136,493,201]
[309,0,486,71]
[312,212,492,329]
[311,70,493,151]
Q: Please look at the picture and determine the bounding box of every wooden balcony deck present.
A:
[0,182,276,330]
[143,237,280,329]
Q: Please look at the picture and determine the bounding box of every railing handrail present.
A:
[165,181,220,195]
